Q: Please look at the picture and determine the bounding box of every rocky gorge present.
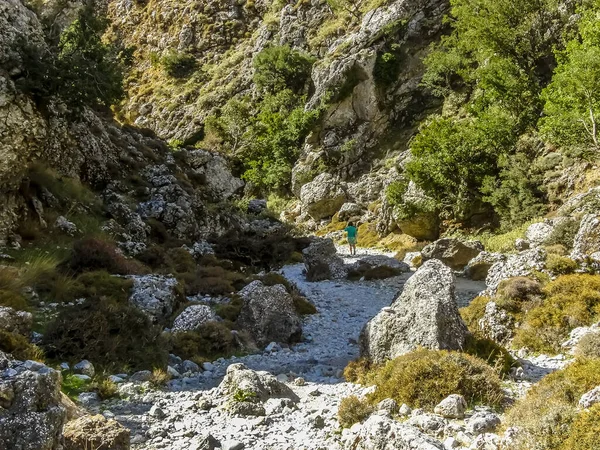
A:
[2,0,600,448]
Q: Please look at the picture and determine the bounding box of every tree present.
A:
[540,3,600,150]
[253,46,315,94]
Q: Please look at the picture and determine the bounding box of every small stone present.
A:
[202,362,215,372]
[182,360,200,373]
[434,394,467,419]
[377,398,399,415]
[167,366,181,379]
[72,374,91,382]
[130,370,152,382]
[276,374,288,383]
[399,404,412,416]
[265,342,282,352]
[466,411,501,435]
[149,404,166,419]
[23,360,44,371]
[308,388,321,397]
[73,360,95,377]
[60,362,70,371]
[294,377,306,386]
[444,437,459,449]
[78,392,100,407]
[579,386,600,409]
[108,375,124,384]
[222,440,244,450]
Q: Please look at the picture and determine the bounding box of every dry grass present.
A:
[338,396,374,428]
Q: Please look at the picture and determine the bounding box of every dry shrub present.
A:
[544,244,568,256]
[169,322,238,361]
[42,296,167,372]
[504,358,600,450]
[0,290,30,311]
[138,245,196,274]
[0,329,44,361]
[464,334,516,376]
[338,396,374,428]
[62,238,140,275]
[497,277,543,302]
[343,358,372,383]
[459,296,490,333]
[575,332,600,359]
[31,269,83,303]
[181,265,246,296]
[292,294,317,315]
[260,272,291,291]
[545,254,577,275]
[149,368,171,387]
[365,349,504,410]
[513,275,600,353]
[215,296,244,322]
[560,404,600,450]
[93,379,119,400]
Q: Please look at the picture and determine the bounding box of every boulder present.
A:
[300,173,347,220]
[515,239,530,251]
[0,354,66,450]
[421,239,483,271]
[485,249,547,294]
[392,182,440,241]
[0,306,32,336]
[352,414,444,449]
[405,413,447,438]
[464,252,506,281]
[433,394,467,419]
[465,411,501,435]
[359,260,469,364]
[478,301,514,344]
[525,218,568,247]
[54,216,78,236]
[302,238,347,281]
[338,202,364,221]
[171,305,217,333]
[248,199,267,214]
[63,414,130,450]
[73,360,95,378]
[128,275,181,322]
[571,214,600,258]
[562,323,600,350]
[237,281,302,347]
[354,255,410,272]
[218,363,299,403]
[579,386,600,409]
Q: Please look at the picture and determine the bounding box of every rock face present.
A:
[359,260,469,364]
[302,238,347,281]
[300,173,347,220]
[172,305,217,333]
[63,414,130,450]
[479,301,514,344]
[485,249,547,294]
[421,239,483,271]
[464,252,506,281]
[571,214,600,257]
[525,218,568,247]
[352,414,444,450]
[128,275,181,322]
[0,306,32,336]
[237,281,302,347]
[0,354,66,450]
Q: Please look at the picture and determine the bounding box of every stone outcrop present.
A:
[0,306,32,336]
[421,238,483,271]
[571,214,600,258]
[128,275,181,322]
[303,238,347,281]
[525,218,569,247]
[464,252,505,281]
[359,260,469,363]
[485,249,547,294]
[434,394,467,419]
[0,354,66,450]
[300,173,347,220]
[352,414,444,450]
[237,281,302,347]
[63,414,130,450]
[171,305,217,333]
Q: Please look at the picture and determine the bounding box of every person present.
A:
[344,222,358,255]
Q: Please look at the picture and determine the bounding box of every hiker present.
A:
[344,222,358,255]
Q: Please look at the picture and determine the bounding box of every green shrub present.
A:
[42,298,167,372]
[260,272,292,291]
[338,396,374,428]
[61,373,91,401]
[513,275,600,353]
[374,51,401,87]
[496,277,543,311]
[233,389,258,403]
[560,404,600,450]
[343,358,372,383]
[364,349,504,409]
[545,254,578,275]
[160,51,197,78]
[169,322,238,361]
[504,358,600,450]
[75,271,133,302]
[31,269,83,304]
[459,296,490,333]
[62,238,139,275]
[545,218,580,249]
[93,378,119,400]
[253,45,315,94]
[464,334,516,376]
[149,368,171,387]
[0,290,30,311]
[575,332,600,359]
[0,329,44,361]
[292,294,317,315]
[181,265,246,296]
[215,296,244,322]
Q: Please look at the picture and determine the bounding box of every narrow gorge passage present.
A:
[104,251,486,450]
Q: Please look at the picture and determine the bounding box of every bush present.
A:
[464,334,516,376]
[253,45,315,94]
[338,396,374,428]
[169,322,237,361]
[160,51,197,78]
[61,373,91,401]
[62,238,139,275]
[545,218,580,249]
[181,265,246,296]
[363,349,504,409]
[504,358,600,450]
[545,254,577,275]
[42,298,167,372]
[292,294,317,315]
[31,269,83,304]
[459,296,490,333]
[497,277,543,302]
[343,358,372,383]
[93,379,119,400]
[0,329,44,361]
[575,333,600,359]
[215,296,244,322]
[513,275,600,353]
[560,404,600,450]
[0,290,30,311]
[149,368,171,387]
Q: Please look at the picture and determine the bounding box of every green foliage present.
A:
[513,274,600,353]
[540,2,600,151]
[17,5,127,111]
[94,378,119,400]
[292,294,317,315]
[545,254,578,275]
[386,179,438,221]
[338,396,374,428]
[459,295,490,332]
[362,349,504,410]
[253,45,315,94]
[374,50,401,87]
[464,334,517,376]
[61,373,91,401]
[545,218,580,249]
[214,296,244,322]
[561,404,600,450]
[0,329,44,361]
[504,358,600,450]
[160,51,197,78]
[168,322,238,361]
[233,389,258,402]
[61,238,141,275]
[576,332,600,359]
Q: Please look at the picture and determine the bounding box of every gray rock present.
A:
[421,239,483,271]
[222,441,245,450]
[399,404,412,416]
[579,386,600,409]
[149,404,166,419]
[194,434,220,450]
[78,392,100,407]
[73,360,95,377]
[485,248,547,294]
[185,241,215,259]
[303,238,347,281]
[182,360,200,373]
[466,412,501,435]
[354,414,444,449]
[172,305,217,333]
[571,214,600,257]
[0,356,66,450]
[218,363,299,403]
[464,252,506,281]
[338,202,364,221]
[54,215,78,236]
[187,150,244,201]
[237,281,302,347]
[515,239,530,251]
[300,173,347,220]
[128,275,181,322]
[353,255,410,274]
[434,394,467,419]
[167,366,181,379]
[478,301,514,344]
[406,413,448,437]
[360,260,469,364]
[248,199,267,214]
[0,306,32,336]
[525,219,568,247]
[377,398,399,415]
[130,370,152,383]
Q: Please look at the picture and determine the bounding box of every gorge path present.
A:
[105,250,486,450]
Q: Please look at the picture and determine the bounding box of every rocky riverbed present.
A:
[90,250,502,450]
